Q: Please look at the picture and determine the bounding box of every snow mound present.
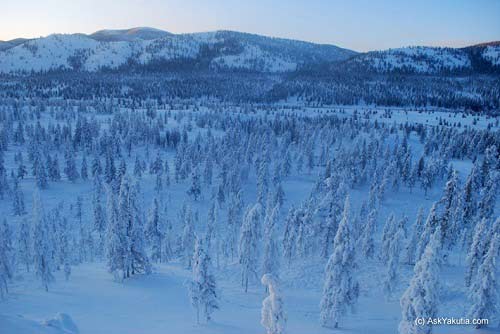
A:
[43,313,79,334]
[0,313,78,334]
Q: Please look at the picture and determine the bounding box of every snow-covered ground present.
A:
[0,259,486,334]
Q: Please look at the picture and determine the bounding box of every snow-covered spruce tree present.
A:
[402,150,413,189]
[80,155,88,180]
[161,200,173,263]
[133,155,143,178]
[188,237,219,324]
[360,209,377,259]
[205,202,217,256]
[404,207,425,265]
[146,197,163,263]
[106,176,151,280]
[352,201,368,242]
[257,156,270,206]
[12,176,26,216]
[262,204,280,278]
[224,191,243,261]
[150,152,163,175]
[17,218,31,272]
[368,179,380,211]
[187,167,202,201]
[321,180,347,259]
[399,227,442,334]
[0,154,10,199]
[407,161,418,193]
[383,224,404,299]
[295,203,313,259]
[58,217,71,281]
[477,171,498,220]
[104,151,116,185]
[154,172,163,193]
[45,154,58,182]
[380,212,397,264]
[490,217,500,246]
[115,159,127,191]
[216,183,225,208]
[320,196,359,329]
[50,204,65,268]
[282,207,298,266]
[416,202,439,262]
[92,174,106,257]
[282,149,292,178]
[274,183,285,208]
[272,162,282,187]
[0,219,14,299]
[238,203,261,293]
[17,158,27,180]
[64,148,79,182]
[31,188,55,291]
[455,172,477,250]
[181,205,195,269]
[203,155,213,186]
[261,273,287,334]
[75,196,89,263]
[465,218,488,287]
[105,185,124,280]
[164,160,171,187]
[377,163,392,202]
[420,163,433,197]
[468,232,498,329]
[438,169,460,248]
[398,214,409,239]
[123,177,151,277]
[34,151,48,189]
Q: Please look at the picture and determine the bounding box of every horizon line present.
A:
[1,26,498,53]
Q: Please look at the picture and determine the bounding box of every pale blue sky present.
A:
[1,0,499,51]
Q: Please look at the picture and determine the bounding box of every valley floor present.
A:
[0,261,492,334]
[0,105,498,334]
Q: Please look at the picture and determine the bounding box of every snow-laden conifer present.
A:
[399,227,442,334]
[261,273,286,334]
[188,237,219,323]
[320,196,359,329]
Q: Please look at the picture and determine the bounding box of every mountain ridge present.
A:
[0,27,498,75]
[0,28,356,74]
[90,27,173,42]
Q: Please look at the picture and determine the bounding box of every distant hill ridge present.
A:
[0,27,498,75]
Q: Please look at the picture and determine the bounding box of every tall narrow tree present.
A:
[320,196,359,329]
[188,238,219,324]
[399,228,442,334]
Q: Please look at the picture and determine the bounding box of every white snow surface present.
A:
[0,313,78,334]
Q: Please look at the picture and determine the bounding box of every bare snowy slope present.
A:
[0,38,31,51]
